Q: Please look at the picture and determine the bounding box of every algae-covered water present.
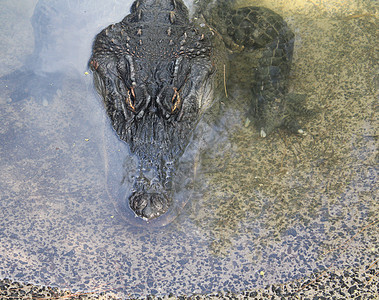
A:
[0,0,377,298]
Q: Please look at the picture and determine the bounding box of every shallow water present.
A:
[0,0,377,298]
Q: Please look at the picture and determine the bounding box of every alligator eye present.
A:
[90,60,99,70]
[171,87,181,113]
[125,86,136,112]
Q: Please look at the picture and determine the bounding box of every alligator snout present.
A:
[129,191,172,220]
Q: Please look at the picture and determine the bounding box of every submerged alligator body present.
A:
[89,0,300,221]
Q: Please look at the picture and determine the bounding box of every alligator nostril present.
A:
[129,192,148,211]
[129,192,171,220]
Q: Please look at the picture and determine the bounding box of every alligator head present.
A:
[89,0,215,220]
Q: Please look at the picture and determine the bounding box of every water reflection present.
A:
[0,0,377,298]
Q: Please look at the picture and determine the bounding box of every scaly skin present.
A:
[89,0,297,220]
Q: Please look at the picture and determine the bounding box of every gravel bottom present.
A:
[1,264,377,299]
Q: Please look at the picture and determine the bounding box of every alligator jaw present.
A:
[127,159,175,220]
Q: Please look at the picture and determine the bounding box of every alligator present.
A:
[89,0,302,221]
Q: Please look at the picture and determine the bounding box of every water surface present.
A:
[0,0,377,298]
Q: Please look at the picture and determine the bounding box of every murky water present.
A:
[0,0,377,298]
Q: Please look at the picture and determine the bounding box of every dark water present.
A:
[0,0,377,298]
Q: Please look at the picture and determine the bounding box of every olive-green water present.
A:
[0,0,377,298]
